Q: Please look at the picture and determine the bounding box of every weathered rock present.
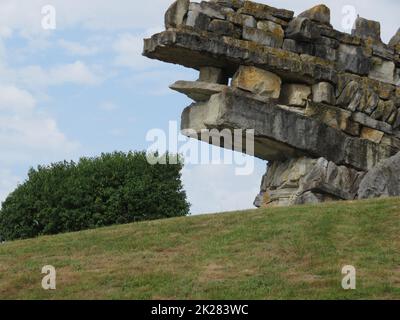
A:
[361,127,385,144]
[242,26,283,48]
[389,28,400,49]
[210,0,244,10]
[305,102,360,136]
[257,20,284,38]
[170,80,227,101]
[226,12,256,28]
[181,88,394,170]
[186,9,211,30]
[314,44,337,62]
[336,80,360,110]
[296,157,365,201]
[352,112,392,134]
[337,44,371,75]
[144,30,339,84]
[358,152,400,199]
[145,1,400,208]
[198,66,228,84]
[298,4,331,26]
[358,88,380,115]
[198,1,226,19]
[351,17,382,42]
[285,17,320,42]
[165,0,189,29]
[371,100,396,122]
[282,39,314,56]
[232,66,281,98]
[312,82,335,105]
[279,84,311,107]
[238,1,294,21]
[256,156,365,207]
[208,19,241,37]
[369,57,395,84]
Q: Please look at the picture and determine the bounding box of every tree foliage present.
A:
[0,152,190,240]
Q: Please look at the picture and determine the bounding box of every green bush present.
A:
[0,151,190,240]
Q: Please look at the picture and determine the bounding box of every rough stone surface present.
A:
[243,26,283,48]
[369,57,395,84]
[352,17,381,42]
[279,84,311,107]
[255,156,365,207]
[389,28,400,49]
[144,0,400,208]
[358,152,400,199]
[199,66,228,84]
[285,17,320,42]
[170,80,227,101]
[232,66,281,98]
[337,44,371,75]
[165,0,190,29]
[298,5,331,26]
[361,127,385,144]
[312,82,335,104]
[181,88,393,170]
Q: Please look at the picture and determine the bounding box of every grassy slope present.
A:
[0,198,399,300]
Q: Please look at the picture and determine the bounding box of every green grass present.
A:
[1,197,400,300]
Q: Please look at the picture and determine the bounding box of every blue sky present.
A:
[0,0,399,214]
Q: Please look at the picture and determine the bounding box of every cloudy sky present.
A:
[0,0,398,214]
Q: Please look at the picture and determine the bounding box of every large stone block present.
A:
[198,67,228,84]
[358,152,400,199]
[232,66,282,98]
[242,26,283,48]
[210,0,244,10]
[312,82,335,105]
[227,12,256,28]
[170,80,227,102]
[296,158,365,201]
[389,28,400,49]
[279,84,311,107]
[351,17,381,42]
[181,88,394,170]
[239,1,294,21]
[165,0,189,29]
[361,127,385,144]
[298,4,331,26]
[208,19,241,38]
[285,17,320,42]
[305,102,360,136]
[369,57,395,84]
[337,44,371,75]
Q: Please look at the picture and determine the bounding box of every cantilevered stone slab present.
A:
[170,80,228,101]
[143,29,338,84]
[181,88,394,171]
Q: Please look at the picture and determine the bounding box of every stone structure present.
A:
[143,0,400,207]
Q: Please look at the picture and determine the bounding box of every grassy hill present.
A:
[1,198,399,300]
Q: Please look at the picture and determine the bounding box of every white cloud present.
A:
[48,61,103,85]
[0,61,103,91]
[99,101,119,111]
[113,30,163,70]
[58,39,99,56]
[0,85,79,163]
[0,169,20,204]
[0,85,36,112]
[182,161,265,215]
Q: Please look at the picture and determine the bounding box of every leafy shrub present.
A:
[0,151,190,240]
